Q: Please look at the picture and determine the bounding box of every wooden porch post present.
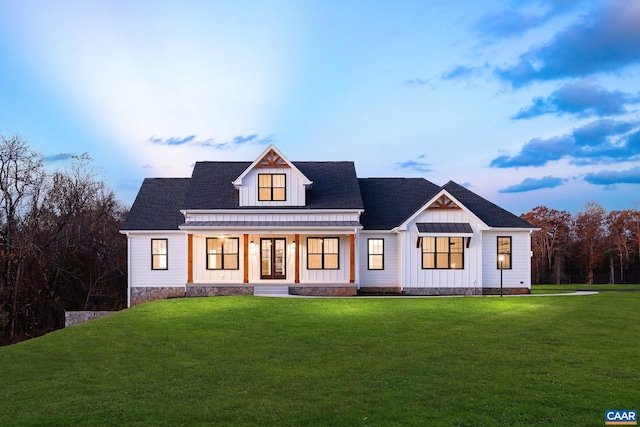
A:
[244,234,249,283]
[350,234,355,284]
[187,234,193,284]
[295,233,300,284]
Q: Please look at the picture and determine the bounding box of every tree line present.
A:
[0,134,127,345]
[522,203,640,285]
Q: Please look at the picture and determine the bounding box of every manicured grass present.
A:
[1,293,639,426]
[532,283,640,294]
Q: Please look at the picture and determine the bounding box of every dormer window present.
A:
[258,173,286,201]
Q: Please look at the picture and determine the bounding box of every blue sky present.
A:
[1,0,640,215]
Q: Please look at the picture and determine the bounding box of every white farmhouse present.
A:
[121,145,537,305]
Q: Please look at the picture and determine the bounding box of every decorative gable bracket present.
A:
[427,194,460,210]
[255,148,288,167]
[232,144,313,189]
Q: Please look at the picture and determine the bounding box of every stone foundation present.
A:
[358,286,402,296]
[289,286,357,296]
[65,311,116,327]
[402,287,483,296]
[130,287,185,306]
[186,285,254,297]
[482,287,530,295]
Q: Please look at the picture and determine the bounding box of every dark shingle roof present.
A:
[121,178,189,230]
[296,162,364,210]
[442,181,535,228]
[358,178,441,230]
[183,161,364,210]
[183,162,248,210]
[358,178,535,230]
[121,165,534,232]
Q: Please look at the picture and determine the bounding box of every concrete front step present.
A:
[253,285,290,297]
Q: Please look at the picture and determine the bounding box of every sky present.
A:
[1,0,640,215]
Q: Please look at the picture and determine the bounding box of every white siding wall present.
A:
[299,234,351,283]
[128,233,187,288]
[358,232,400,287]
[482,231,532,289]
[400,209,483,290]
[192,234,244,284]
[238,167,306,207]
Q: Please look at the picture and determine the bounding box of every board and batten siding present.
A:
[238,167,306,207]
[400,208,482,290]
[128,233,187,288]
[191,234,244,284]
[358,232,400,287]
[298,234,351,284]
[481,231,532,289]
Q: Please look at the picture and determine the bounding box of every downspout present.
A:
[126,233,131,308]
[392,227,403,292]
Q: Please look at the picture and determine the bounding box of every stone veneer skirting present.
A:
[130,286,185,306]
[186,285,254,297]
[481,287,530,295]
[402,287,483,296]
[65,311,116,327]
[289,286,357,296]
[358,286,402,296]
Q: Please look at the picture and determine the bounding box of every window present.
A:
[258,173,286,201]
[151,239,168,270]
[206,237,239,270]
[307,237,339,270]
[497,236,512,269]
[368,238,384,270]
[421,237,464,269]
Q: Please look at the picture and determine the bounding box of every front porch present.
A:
[185,231,359,288]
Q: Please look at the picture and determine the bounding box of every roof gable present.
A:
[441,181,536,228]
[232,144,312,188]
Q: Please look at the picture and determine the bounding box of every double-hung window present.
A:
[307,237,339,270]
[258,173,286,201]
[151,239,168,270]
[207,237,240,270]
[421,236,464,269]
[368,238,384,270]
[497,236,512,269]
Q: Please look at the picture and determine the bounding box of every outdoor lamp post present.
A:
[498,254,505,297]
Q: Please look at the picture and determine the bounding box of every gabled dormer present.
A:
[232,145,313,207]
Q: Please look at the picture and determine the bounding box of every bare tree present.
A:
[41,154,126,311]
[0,133,45,341]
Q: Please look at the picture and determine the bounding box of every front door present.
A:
[260,238,286,279]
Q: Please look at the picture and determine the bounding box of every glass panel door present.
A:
[260,238,286,279]
[261,239,272,278]
[274,239,286,279]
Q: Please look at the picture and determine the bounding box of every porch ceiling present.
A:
[181,220,362,228]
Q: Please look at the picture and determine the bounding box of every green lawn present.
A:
[532,283,640,294]
[1,292,638,426]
